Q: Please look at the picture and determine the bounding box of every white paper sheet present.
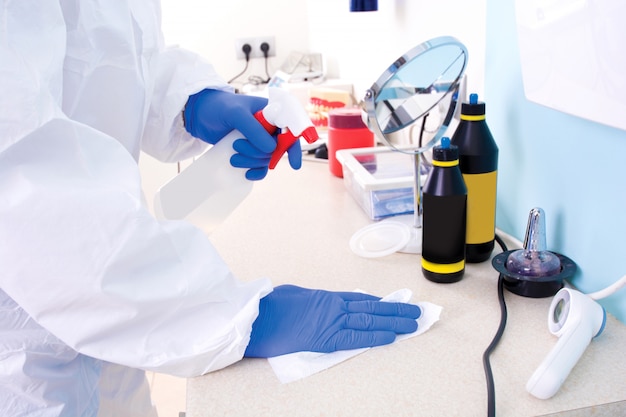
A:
[267,289,442,384]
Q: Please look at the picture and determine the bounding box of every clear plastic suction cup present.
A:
[506,207,561,277]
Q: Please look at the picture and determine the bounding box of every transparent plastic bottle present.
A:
[154,131,252,234]
[154,88,318,234]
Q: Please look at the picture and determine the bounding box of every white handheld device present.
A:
[526,288,606,399]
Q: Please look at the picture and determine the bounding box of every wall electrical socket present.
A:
[235,36,276,60]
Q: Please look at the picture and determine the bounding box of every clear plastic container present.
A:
[336,146,416,220]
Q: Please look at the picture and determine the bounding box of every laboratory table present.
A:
[185,160,626,417]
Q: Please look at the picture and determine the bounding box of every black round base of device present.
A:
[491,251,577,298]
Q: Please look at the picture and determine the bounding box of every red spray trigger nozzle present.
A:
[300,126,319,144]
[254,87,320,169]
[267,126,319,170]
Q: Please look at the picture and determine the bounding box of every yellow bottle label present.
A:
[463,171,497,244]
[432,159,459,167]
[460,114,486,121]
[421,258,465,274]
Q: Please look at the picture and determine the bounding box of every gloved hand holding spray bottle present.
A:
[154,87,319,233]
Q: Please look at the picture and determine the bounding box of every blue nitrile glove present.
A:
[244,285,422,358]
[184,89,302,180]
[230,137,303,181]
[184,89,275,150]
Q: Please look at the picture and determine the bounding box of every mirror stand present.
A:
[351,36,467,258]
[379,138,430,254]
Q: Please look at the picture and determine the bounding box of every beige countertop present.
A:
[185,159,625,417]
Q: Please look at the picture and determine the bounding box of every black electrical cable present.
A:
[228,44,252,84]
[260,42,271,83]
[246,75,267,86]
[227,60,249,84]
[263,56,271,83]
[483,234,509,417]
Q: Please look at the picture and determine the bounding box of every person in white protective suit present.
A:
[0,2,422,416]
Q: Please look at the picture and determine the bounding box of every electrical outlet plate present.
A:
[235,36,276,60]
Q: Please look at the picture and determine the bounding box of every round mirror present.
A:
[351,36,468,257]
[364,36,468,154]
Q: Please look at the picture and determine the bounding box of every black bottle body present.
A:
[421,141,467,283]
[451,96,498,263]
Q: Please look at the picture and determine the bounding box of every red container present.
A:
[327,108,375,177]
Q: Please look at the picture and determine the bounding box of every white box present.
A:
[336,146,417,220]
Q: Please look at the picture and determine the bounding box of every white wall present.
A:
[160,0,311,88]
[159,0,485,99]
[304,0,486,100]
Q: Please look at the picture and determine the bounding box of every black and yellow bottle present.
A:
[421,137,467,283]
[451,93,499,263]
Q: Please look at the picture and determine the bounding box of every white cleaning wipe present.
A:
[267,289,442,384]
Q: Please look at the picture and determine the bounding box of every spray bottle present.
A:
[154,87,319,233]
[450,93,498,263]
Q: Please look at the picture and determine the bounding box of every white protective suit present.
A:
[0,1,272,416]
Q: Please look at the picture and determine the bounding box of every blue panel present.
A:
[485,0,626,323]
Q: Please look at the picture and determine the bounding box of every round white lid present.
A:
[349,221,412,258]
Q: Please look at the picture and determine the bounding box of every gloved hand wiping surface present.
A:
[265,288,442,384]
[244,285,422,358]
